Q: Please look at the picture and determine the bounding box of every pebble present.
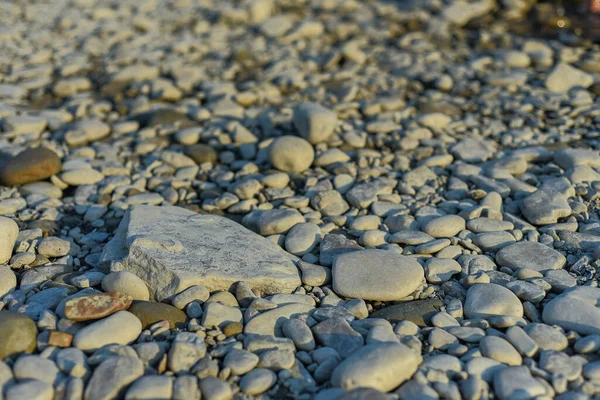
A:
[0,311,37,359]
[480,336,522,366]
[0,266,16,298]
[84,356,144,400]
[420,215,466,238]
[285,223,321,255]
[73,311,142,352]
[493,366,547,400]
[542,287,600,335]
[240,368,277,395]
[520,190,571,225]
[5,380,53,400]
[545,62,593,93]
[464,283,524,319]
[101,272,150,301]
[245,303,314,336]
[0,217,18,264]
[293,102,338,144]
[371,299,444,327]
[127,301,187,329]
[332,249,424,301]
[331,343,422,391]
[524,323,568,351]
[0,148,61,186]
[223,349,259,375]
[64,293,132,321]
[36,237,70,258]
[125,375,173,400]
[60,168,104,186]
[198,377,232,400]
[201,302,242,330]
[496,241,566,272]
[268,136,314,173]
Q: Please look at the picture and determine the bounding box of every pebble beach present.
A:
[1,0,600,399]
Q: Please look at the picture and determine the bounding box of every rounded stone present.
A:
[292,102,338,144]
[60,168,104,186]
[496,241,566,272]
[128,301,187,329]
[73,311,142,352]
[282,318,315,351]
[0,311,37,359]
[240,368,277,395]
[420,215,466,238]
[541,287,600,336]
[332,249,424,301]
[37,237,70,258]
[284,222,321,256]
[331,343,422,392]
[19,182,63,199]
[0,147,61,186]
[0,216,18,264]
[464,283,524,319]
[5,380,53,400]
[480,336,522,366]
[184,144,217,165]
[0,266,16,298]
[268,136,314,173]
[493,366,547,400]
[101,271,150,301]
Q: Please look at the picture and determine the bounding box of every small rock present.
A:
[268,136,314,173]
[73,311,142,352]
[64,293,132,321]
[0,148,61,186]
[101,271,150,301]
[128,301,187,329]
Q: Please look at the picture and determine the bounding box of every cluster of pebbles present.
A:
[2,0,600,399]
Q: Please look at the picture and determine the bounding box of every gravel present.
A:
[1,0,600,398]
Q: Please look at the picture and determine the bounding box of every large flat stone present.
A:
[99,205,301,301]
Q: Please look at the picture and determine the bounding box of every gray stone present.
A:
[100,206,300,300]
[244,208,305,236]
[332,249,424,301]
[545,62,593,93]
[201,302,242,330]
[319,234,362,267]
[520,190,571,225]
[13,355,59,385]
[524,323,568,351]
[268,136,314,173]
[73,311,142,352]
[125,376,173,400]
[0,217,18,264]
[223,349,259,375]
[493,366,547,400]
[331,343,422,391]
[240,368,277,395]
[312,317,364,359]
[542,287,600,335]
[464,284,523,319]
[199,377,232,400]
[5,380,53,400]
[245,303,314,336]
[420,215,466,238]
[496,241,566,272]
[293,102,338,144]
[84,356,144,400]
